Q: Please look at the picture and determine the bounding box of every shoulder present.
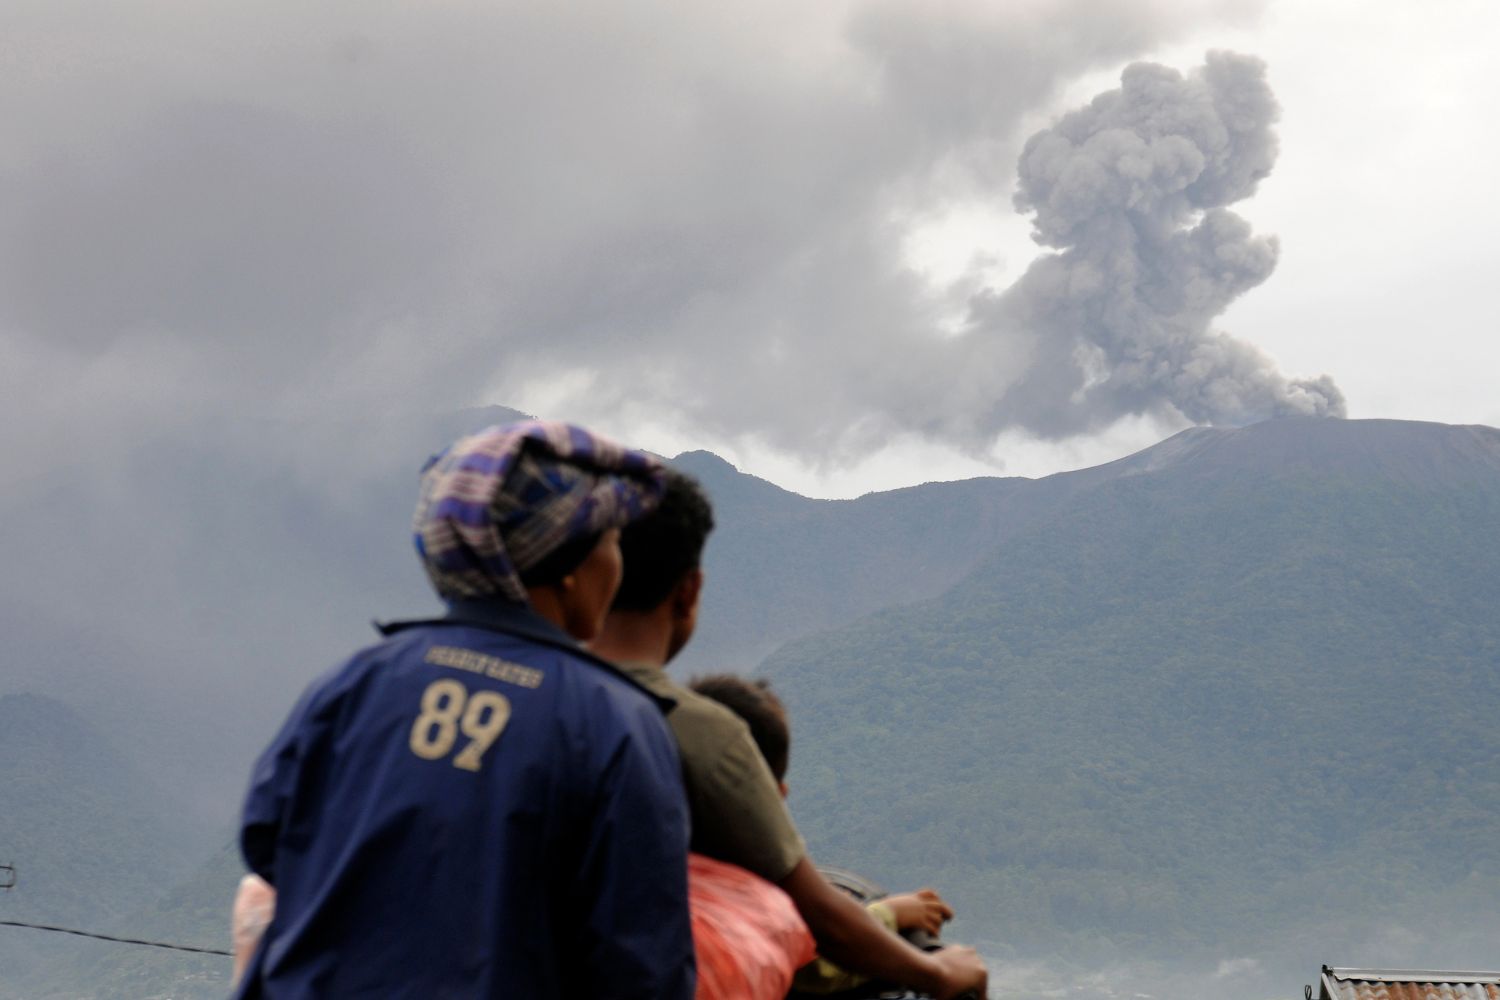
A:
[292,627,673,757]
[420,620,677,717]
[637,673,755,759]
[609,663,755,767]
[670,685,755,745]
[666,681,807,880]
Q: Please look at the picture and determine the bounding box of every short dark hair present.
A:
[611,468,714,612]
[688,674,789,782]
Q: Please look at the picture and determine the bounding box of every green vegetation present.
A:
[15,843,246,1000]
[6,417,1497,997]
[766,421,1500,972]
[674,450,1028,671]
[0,695,225,998]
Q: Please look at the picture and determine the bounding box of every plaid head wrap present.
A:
[413,421,665,604]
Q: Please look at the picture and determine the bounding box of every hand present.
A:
[930,943,988,1000]
[884,888,954,936]
[231,876,277,986]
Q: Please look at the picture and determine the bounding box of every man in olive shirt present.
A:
[592,469,987,1000]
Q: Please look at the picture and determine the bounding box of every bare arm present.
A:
[777,858,986,1000]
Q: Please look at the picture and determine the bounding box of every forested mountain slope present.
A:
[764,418,1500,983]
[6,843,246,1000]
[8,417,1497,998]
[0,694,214,997]
[673,451,1026,670]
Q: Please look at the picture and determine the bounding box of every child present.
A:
[687,674,955,995]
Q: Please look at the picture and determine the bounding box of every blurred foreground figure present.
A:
[593,470,987,1000]
[233,422,694,1000]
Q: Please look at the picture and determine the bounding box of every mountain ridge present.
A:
[758,416,1500,993]
[7,415,1498,1000]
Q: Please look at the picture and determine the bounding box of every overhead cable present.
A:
[0,919,231,957]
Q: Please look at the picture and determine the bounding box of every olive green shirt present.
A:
[616,662,806,883]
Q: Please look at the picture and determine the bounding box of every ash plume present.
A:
[1,5,1325,478]
[970,51,1346,438]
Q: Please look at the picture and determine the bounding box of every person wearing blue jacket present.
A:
[233,421,696,999]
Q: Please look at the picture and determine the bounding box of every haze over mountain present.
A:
[764,418,1500,995]
[0,694,215,997]
[3,416,1497,1000]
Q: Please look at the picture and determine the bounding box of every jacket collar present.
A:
[375,599,676,711]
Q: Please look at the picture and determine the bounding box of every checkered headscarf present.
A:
[413,421,664,603]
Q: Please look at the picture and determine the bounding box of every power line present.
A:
[0,919,231,957]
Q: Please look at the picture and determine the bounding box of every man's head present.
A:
[412,421,664,641]
[610,468,715,662]
[688,674,790,794]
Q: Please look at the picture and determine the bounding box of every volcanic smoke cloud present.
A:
[0,5,1343,471]
[971,50,1346,439]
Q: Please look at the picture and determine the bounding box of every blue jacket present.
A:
[235,600,695,999]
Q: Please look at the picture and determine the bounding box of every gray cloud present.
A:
[1,2,1284,810]
[1,7,1309,608]
[5,101,447,372]
[1,0,1272,462]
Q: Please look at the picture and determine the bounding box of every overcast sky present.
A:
[4,0,1497,498]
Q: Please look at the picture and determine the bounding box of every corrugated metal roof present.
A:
[1320,967,1500,1000]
